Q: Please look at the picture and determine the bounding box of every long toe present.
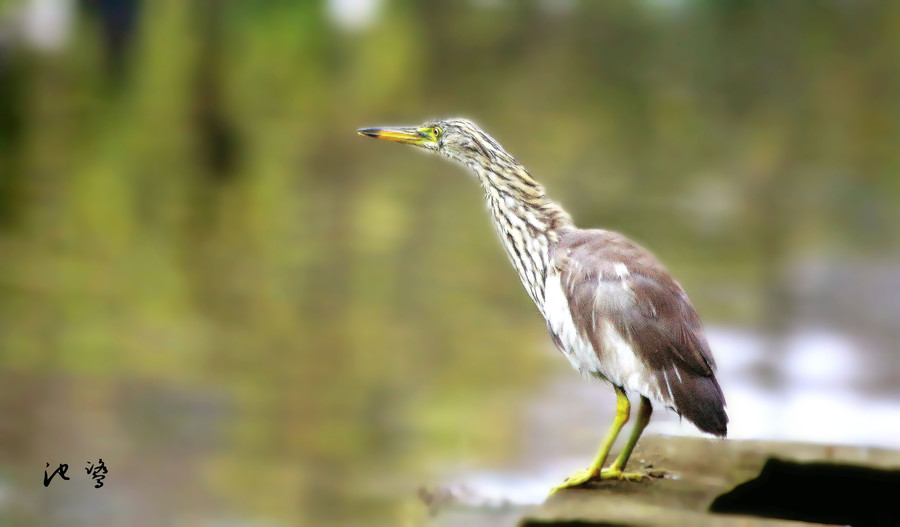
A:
[549,469,595,494]
[598,468,651,482]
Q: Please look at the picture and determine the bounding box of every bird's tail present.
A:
[671,372,728,437]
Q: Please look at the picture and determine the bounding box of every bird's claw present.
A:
[549,469,596,494]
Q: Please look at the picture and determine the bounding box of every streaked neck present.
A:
[471,159,572,312]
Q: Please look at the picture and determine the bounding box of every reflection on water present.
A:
[699,327,900,449]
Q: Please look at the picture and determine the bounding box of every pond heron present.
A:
[358,118,727,492]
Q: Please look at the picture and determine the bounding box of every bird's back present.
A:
[545,228,728,436]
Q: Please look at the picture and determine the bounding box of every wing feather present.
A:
[550,228,728,436]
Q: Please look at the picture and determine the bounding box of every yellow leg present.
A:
[550,386,631,493]
[600,395,653,481]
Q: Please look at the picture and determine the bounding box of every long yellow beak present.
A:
[357,126,429,145]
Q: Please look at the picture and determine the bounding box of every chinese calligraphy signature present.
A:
[44,459,108,488]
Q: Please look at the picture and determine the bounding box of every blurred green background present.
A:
[0,1,898,526]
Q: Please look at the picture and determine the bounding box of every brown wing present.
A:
[551,228,728,436]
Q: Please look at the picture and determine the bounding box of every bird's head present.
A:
[357,118,509,167]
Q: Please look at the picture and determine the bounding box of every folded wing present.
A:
[551,228,728,436]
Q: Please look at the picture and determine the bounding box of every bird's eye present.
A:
[432,127,443,139]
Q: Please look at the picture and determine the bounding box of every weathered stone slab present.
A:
[523,435,900,526]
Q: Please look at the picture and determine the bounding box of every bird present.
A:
[357,118,727,492]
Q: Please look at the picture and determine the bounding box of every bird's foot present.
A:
[597,467,648,482]
[548,469,597,494]
[550,467,658,494]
